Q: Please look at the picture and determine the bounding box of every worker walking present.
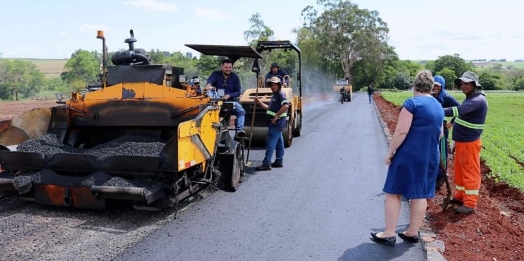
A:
[444,71,488,214]
[253,76,290,171]
[367,84,374,104]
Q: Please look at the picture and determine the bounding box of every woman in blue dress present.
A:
[371,69,444,245]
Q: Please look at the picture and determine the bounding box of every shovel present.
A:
[245,76,263,167]
[440,138,452,213]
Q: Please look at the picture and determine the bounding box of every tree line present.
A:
[0,0,522,101]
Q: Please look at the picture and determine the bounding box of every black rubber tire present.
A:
[283,117,293,148]
[292,112,302,137]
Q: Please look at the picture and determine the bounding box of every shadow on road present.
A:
[338,242,418,261]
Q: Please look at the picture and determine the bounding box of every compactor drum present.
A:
[0,30,247,210]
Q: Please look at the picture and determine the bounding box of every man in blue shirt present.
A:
[205,59,246,135]
[265,63,289,85]
[253,76,289,171]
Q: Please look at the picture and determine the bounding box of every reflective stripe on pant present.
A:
[453,139,482,208]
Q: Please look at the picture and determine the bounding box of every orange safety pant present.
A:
[453,139,482,208]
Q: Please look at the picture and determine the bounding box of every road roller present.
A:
[0,29,248,211]
[185,41,303,148]
[240,41,303,148]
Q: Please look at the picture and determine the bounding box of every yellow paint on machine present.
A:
[176,102,221,172]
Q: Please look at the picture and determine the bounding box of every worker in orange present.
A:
[444,71,488,214]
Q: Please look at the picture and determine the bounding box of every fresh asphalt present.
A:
[114,93,424,261]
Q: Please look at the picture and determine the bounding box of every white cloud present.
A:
[59,32,70,38]
[79,24,114,33]
[193,7,232,20]
[124,0,178,13]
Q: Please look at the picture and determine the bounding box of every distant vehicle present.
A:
[333,78,352,103]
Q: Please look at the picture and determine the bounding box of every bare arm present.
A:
[254,97,269,110]
[386,107,413,163]
[275,104,289,118]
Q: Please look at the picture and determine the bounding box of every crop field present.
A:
[380,91,524,190]
[5,58,67,78]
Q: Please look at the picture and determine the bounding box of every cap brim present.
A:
[433,82,442,87]
[454,77,482,87]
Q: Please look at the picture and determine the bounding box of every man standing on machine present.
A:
[205,59,246,136]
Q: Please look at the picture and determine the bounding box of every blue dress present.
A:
[383,96,444,199]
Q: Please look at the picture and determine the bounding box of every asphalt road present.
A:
[115,93,424,261]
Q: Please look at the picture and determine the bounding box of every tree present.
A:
[0,59,45,100]
[395,60,423,77]
[433,55,473,79]
[301,0,390,80]
[390,72,412,90]
[479,72,502,90]
[196,55,222,77]
[436,67,456,90]
[61,49,100,89]
[242,12,278,73]
[351,43,398,89]
[514,77,524,90]
[243,13,275,45]
[148,49,166,64]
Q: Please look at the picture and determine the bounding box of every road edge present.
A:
[371,96,448,261]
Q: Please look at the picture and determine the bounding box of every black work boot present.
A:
[236,130,246,137]
[255,164,271,171]
[455,205,475,214]
[271,162,283,168]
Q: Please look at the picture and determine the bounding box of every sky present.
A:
[1,0,523,61]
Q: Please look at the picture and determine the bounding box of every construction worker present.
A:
[191,77,202,95]
[266,63,289,85]
[444,71,488,214]
[367,84,375,104]
[205,59,246,136]
[253,76,289,171]
[431,75,460,190]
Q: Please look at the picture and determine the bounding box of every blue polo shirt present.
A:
[266,91,289,129]
[206,71,242,101]
[266,69,289,84]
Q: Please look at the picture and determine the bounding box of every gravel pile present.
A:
[16,134,166,159]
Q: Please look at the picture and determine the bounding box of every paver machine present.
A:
[0,29,247,211]
[238,40,303,148]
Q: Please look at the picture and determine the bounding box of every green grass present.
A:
[4,58,67,78]
[380,91,524,191]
